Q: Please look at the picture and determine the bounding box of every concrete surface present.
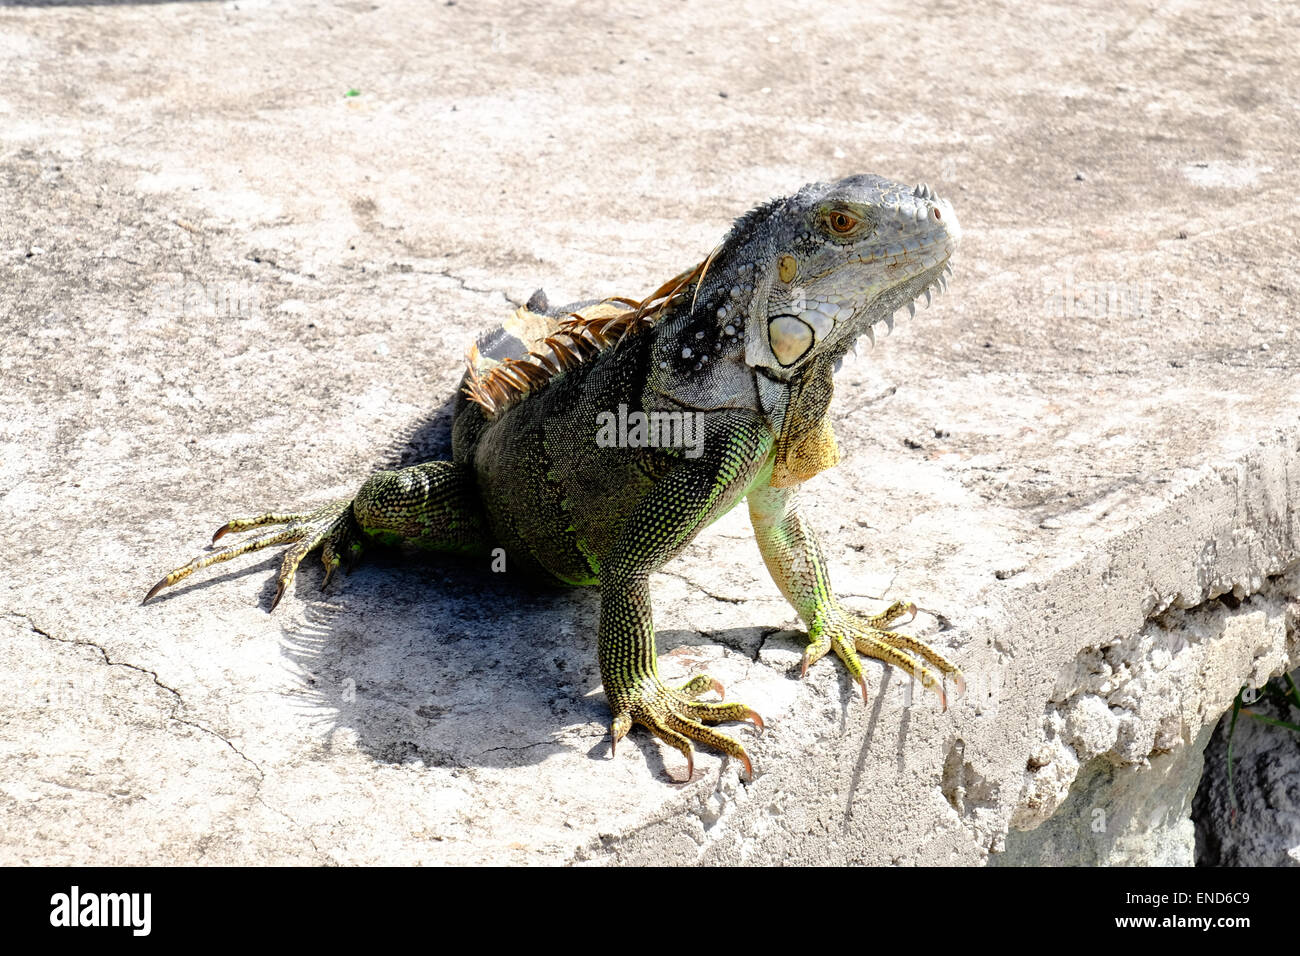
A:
[1,0,1298,865]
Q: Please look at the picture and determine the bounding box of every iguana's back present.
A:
[455,290,719,586]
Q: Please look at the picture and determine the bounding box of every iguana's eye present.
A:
[822,209,861,236]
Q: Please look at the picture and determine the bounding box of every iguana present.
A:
[145,173,965,781]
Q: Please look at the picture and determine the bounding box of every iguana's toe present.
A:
[609,679,762,782]
[866,599,918,631]
[799,631,868,701]
[211,511,302,543]
[144,500,359,608]
[675,673,724,700]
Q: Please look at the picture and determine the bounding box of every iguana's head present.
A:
[722,174,960,379]
[647,174,960,414]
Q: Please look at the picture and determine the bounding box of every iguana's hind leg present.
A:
[144,461,490,608]
[747,483,963,707]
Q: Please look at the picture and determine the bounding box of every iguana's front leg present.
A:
[600,415,771,781]
[747,483,963,707]
[144,461,491,607]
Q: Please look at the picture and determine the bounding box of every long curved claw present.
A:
[800,620,874,705]
[610,712,633,759]
[142,576,171,605]
[870,600,917,629]
[319,520,351,591]
[732,749,751,780]
[856,615,962,706]
[799,632,832,678]
[642,711,697,783]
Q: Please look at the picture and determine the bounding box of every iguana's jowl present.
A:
[146,174,964,783]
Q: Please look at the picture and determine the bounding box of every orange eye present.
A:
[828,211,858,234]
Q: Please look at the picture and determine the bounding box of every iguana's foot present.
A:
[143,500,362,609]
[801,600,964,708]
[609,674,764,783]
[144,461,490,609]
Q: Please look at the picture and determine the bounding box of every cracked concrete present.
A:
[3,0,1299,865]
[14,612,263,777]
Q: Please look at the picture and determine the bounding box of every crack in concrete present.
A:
[660,570,749,605]
[91,253,147,268]
[14,612,265,779]
[244,252,316,281]
[477,740,553,757]
[38,777,116,798]
[433,267,522,308]
[841,385,899,412]
[15,612,330,861]
[750,626,785,662]
[256,796,323,856]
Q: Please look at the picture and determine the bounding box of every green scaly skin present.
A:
[146,174,965,782]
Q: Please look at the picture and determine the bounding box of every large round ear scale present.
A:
[768,315,815,366]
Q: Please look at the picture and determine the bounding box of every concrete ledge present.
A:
[2,0,1297,865]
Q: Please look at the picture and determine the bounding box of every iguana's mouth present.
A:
[853,255,956,349]
[848,236,955,271]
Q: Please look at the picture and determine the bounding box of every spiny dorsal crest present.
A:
[463,255,719,417]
